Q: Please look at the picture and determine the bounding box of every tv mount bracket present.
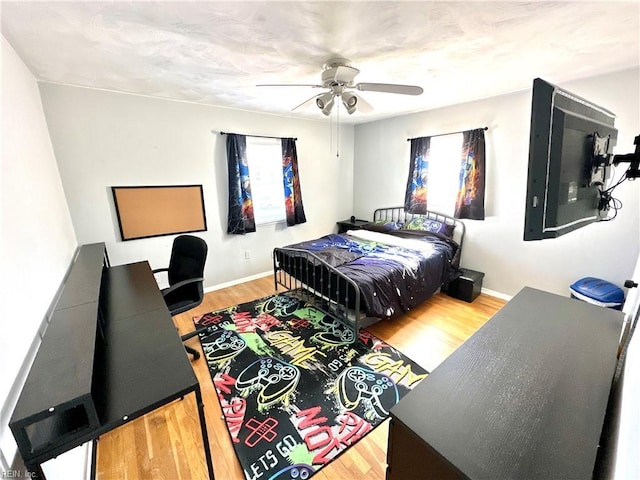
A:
[613,134,640,179]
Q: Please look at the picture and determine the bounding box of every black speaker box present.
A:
[446,268,484,302]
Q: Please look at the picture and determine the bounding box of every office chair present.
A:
[154,235,208,360]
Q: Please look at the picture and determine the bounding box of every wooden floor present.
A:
[95,275,505,480]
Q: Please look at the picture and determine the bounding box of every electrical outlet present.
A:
[244,250,251,260]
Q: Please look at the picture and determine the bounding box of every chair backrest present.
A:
[168,235,208,300]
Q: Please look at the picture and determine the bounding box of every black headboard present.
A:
[372,206,465,267]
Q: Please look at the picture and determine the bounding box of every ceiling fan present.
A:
[257,57,424,116]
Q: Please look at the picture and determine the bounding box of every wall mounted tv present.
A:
[523,78,618,241]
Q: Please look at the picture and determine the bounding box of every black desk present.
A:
[386,287,623,479]
[94,262,211,446]
[10,245,214,479]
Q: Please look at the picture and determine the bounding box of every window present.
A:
[427,133,463,215]
[245,137,286,224]
[406,129,486,220]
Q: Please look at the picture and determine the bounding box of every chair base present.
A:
[181,327,210,360]
[185,345,200,360]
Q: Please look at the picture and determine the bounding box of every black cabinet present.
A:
[10,244,105,461]
[387,287,623,480]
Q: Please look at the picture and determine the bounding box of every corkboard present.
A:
[112,185,207,241]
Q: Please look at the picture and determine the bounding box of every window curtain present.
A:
[454,128,486,220]
[226,134,256,234]
[282,138,307,226]
[404,136,431,214]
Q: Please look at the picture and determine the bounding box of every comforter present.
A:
[280,228,459,318]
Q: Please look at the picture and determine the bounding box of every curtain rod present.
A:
[219,131,297,141]
[407,126,488,142]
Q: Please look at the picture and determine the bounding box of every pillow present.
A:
[403,217,455,237]
[363,220,404,232]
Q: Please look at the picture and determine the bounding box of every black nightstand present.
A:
[336,218,369,234]
[445,268,485,302]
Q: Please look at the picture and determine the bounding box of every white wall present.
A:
[354,68,640,297]
[610,250,640,478]
[0,36,77,471]
[38,84,355,287]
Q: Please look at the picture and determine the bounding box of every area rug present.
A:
[193,290,428,480]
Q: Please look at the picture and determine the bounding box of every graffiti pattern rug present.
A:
[193,290,428,480]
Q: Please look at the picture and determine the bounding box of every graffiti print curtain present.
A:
[226,134,257,234]
[281,138,307,226]
[403,136,431,214]
[454,128,486,220]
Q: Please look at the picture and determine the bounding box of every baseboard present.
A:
[481,287,512,301]
[204,271,272,293]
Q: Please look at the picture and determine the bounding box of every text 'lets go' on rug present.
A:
[192,290,428,480]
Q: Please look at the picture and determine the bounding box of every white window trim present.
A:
[245,137,287,225]
[426,133,463,216]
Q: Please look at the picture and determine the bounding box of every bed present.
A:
[272,207,465,342]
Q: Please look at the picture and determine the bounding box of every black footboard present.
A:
[273,247,363,342]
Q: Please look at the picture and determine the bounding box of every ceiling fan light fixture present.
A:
[316,92,334,115]
[257,57,424,116]
[342,92,358,114]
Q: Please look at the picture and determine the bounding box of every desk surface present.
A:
[391,287,623,479]
[94,261,198,428]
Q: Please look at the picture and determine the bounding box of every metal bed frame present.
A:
[272,207,465,343]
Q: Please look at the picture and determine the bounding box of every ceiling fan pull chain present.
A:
[336,103,340,158]
[329,110,334,154]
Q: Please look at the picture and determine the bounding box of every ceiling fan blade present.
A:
[353,93,373,113]
[256,83,323,88]
[291,93,323,111]
[355,82,424,95]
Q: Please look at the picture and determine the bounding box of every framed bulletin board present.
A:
[111,185,207,241]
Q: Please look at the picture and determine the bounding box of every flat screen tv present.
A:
[523,78,618,241]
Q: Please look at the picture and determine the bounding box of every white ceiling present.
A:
[2,1,639,124]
